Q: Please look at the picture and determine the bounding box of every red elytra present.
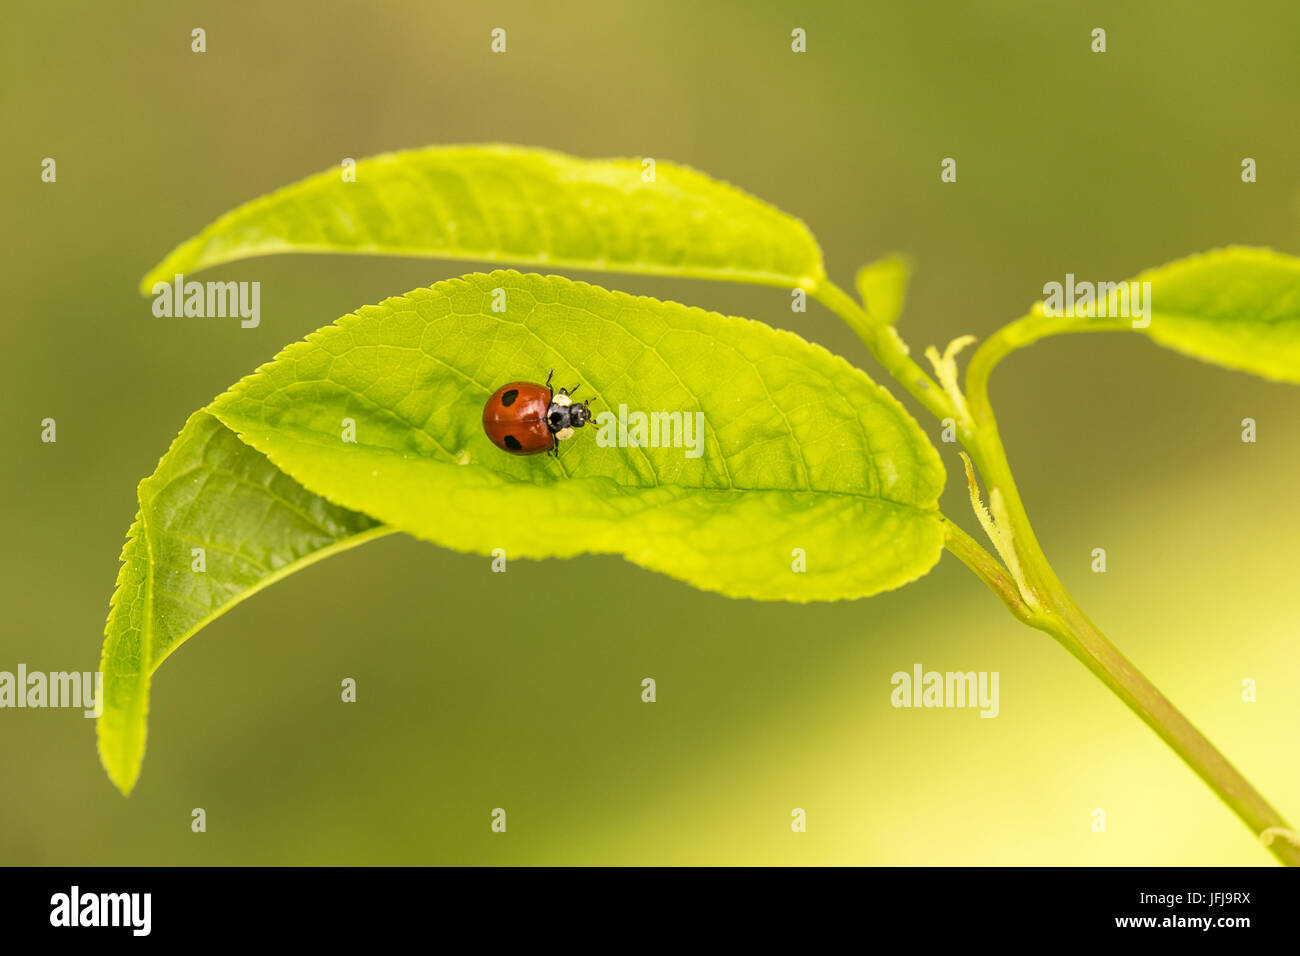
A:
[482,381,556,455]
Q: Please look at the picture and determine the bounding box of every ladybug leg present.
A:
[568,384,580,396]
[545,369,554,390]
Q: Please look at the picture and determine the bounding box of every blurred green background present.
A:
[3,0,1299,865]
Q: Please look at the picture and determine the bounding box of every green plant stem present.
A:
[967,351,1300,866]
[822,278,1300,866]
[1038,590,1300,866]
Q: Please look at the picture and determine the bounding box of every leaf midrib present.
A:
[211,411,942,513]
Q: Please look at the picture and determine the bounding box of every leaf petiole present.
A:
[812,281,956,424]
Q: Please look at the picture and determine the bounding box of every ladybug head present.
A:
[570,402,592,428]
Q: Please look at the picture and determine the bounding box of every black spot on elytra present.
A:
[500,389,519,407]
[504,434,522,451]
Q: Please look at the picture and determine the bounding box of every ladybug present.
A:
[482,370,593,457]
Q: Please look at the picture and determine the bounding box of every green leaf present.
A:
[979,247,1300,385]
[140,145,825,294]
[100,271,946,794]
[855,253,913,326]
[97,411,386,795]
[208,270,945,603]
